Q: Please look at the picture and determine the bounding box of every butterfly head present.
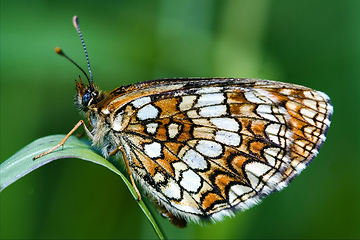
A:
[74,76,104,112]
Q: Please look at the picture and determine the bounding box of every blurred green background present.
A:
[1,0,359,239]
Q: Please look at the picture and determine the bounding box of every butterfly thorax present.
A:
[74,77,116,156]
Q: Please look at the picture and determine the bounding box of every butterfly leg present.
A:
[153,199,187,228]
[33,120,93,160]
[110,147,142,202]
[76,131,86,138]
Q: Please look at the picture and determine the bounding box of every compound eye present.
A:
[82,92,91,106]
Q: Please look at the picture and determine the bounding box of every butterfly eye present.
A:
[82,92,91,106]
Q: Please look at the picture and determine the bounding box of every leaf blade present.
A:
[0,135,165,240]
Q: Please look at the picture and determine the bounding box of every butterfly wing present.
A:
[105,78,332,222]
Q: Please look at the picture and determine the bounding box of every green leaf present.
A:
[0,135,165,240]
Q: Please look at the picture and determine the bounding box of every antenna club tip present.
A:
[72,15,79,29]
[55,47,65,56]
[55,47,62,54]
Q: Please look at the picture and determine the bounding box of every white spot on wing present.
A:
[183,149,208,170]
[180,169,201,192]
[246,172,259,187]
[144,142,162,158]
[210,118,239,131]
[300,107,317,119]
[256,105,279,122]
[244,91,266,103]
[187,110,199,118]
[132,96,151,108]
[172,161,188,181]
[279,89,293,96]
[196,87,222,94]
[146,122,158,134]
[137,104,159,120]
[195,93,224,107]
[265,123,281,136]
[245,161,272,178]
[215,131,241,146]
[229,184,253,203]
[192,118,212,127]
[265,123,285,146]
[264,151,276,167]
[303,99,318,109]
[303,91,315,99]
[199,105,227,117]
[196,140,223,158]
[179,95,197,111]
[160,178,181,199]
[153,172,166,183]
[168,123,180,138]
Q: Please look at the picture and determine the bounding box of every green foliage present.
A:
[0,135,165,239]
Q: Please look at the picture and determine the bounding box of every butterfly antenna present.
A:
[54,47,91,83]
[72,15,94,85]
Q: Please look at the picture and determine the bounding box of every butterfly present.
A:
[35,16,333,228]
